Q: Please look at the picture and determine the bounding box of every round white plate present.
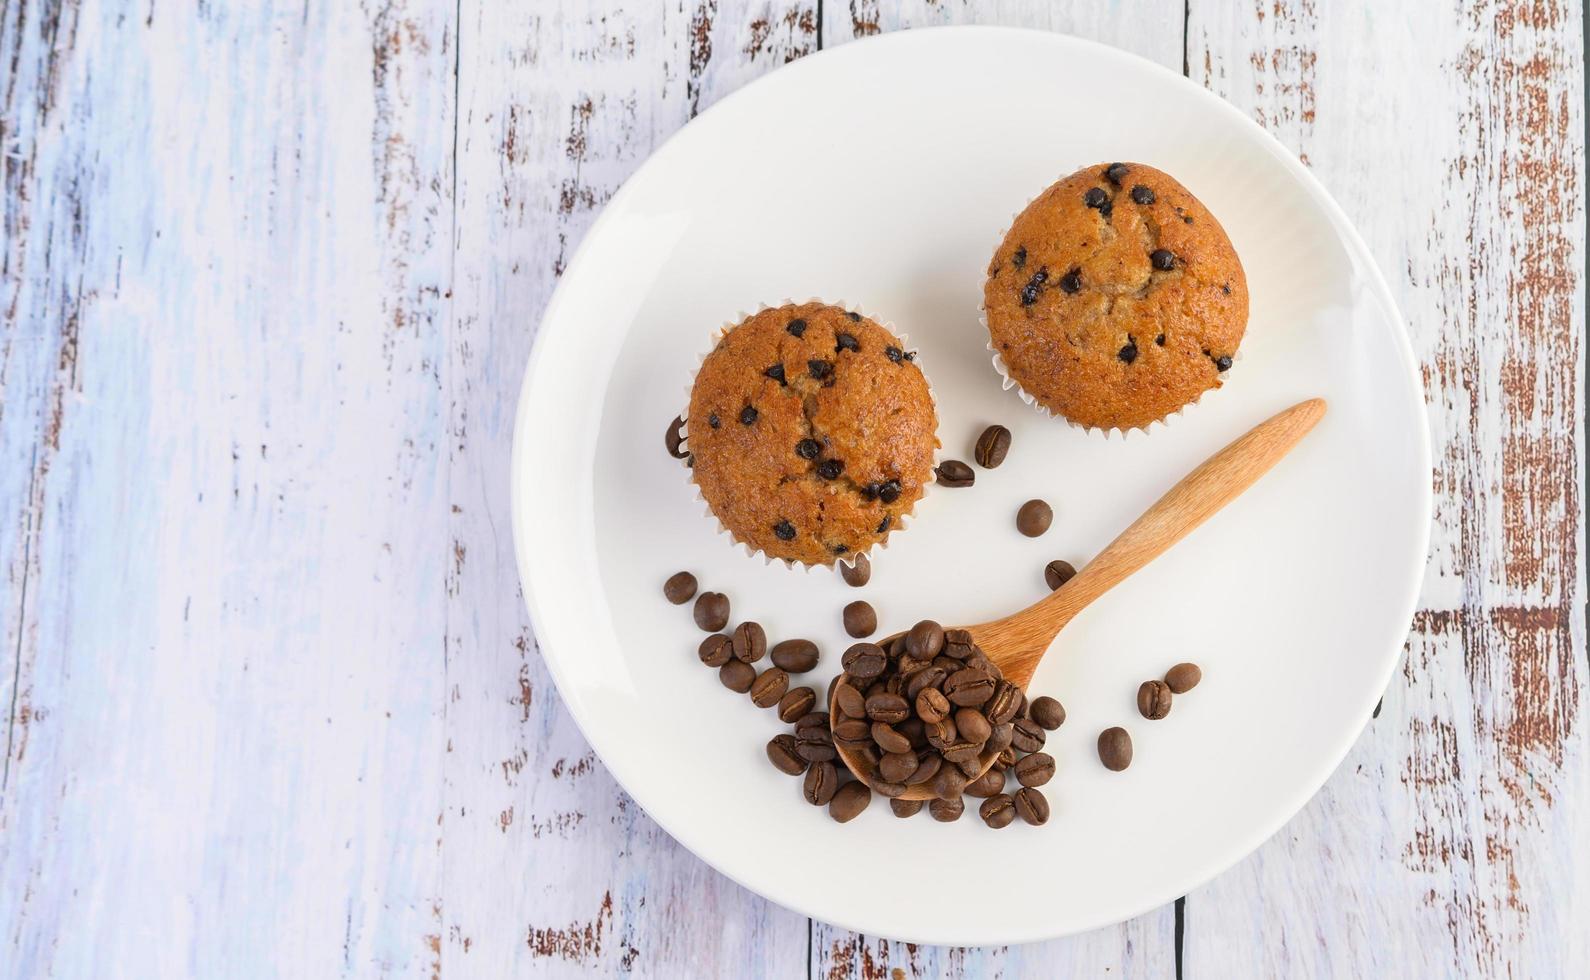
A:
[512,27,1430,945]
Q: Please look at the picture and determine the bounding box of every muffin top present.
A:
[687,303,938,565]
[983,162,1248,430]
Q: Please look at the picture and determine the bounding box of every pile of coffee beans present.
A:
[1096,661,1203,772]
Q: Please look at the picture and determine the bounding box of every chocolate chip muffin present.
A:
[687,303,938,565]
[984,162,1248,430]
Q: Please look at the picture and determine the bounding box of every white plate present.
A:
[512,27,1430,945]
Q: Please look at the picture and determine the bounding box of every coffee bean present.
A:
[665,415,689,459]
[934,460,975,487]
[898,717,927,750]
[833,718,871,747]
[795,729,836,764]
[906,666,947,702]
[773,520,796,541]
[954,708,992,746]
[932,766,969,800]
[987,723,1014,754]
[1150,248,1175,271]
[770,639,819,673]
[833,681,866,719]
[1130,184,1155,205]
[1098,727,1133,771]
[749,668,788,708]
[944,668,995,708]
[693,592,730,632]
[719,660,755,693]
[731,622,767,663]
[905,620,946,660]
[865,693,910,724]
[979,794,1016,829]
[906,753,943,786]
[1137,679,1173,719]
[872,722,912,755]
[879,751,919,783]
[985,681,1022,725]
[1014,787,1050,826]
[1105,162,1130,185]
[964,768,1006,798]
[767,734,808,775]
[803,762,840,805]
[1084,187,1108,208]
[996,745,1017,770]
[795,711,829,736]
[829,781,872,823]
[1014,752,1055,787]
[942,740,983,766]
[1029,696,1066,730]
[840,552,871,587]
[890,798,924,818]
[778,686,817,722]
[841,643,886,680]
[1017,499,1053,537]
[974,425,1011,468]
[1011,717,1046,753]
[929,797,965,822]
[943,629,975,660]
[1165,662,1202,693]
[915,688,950,724]
[842,601,877,638]
[697,634,732,667]
[1044,560,1077,590]
[932,654,962,673]
[663,571,697,604]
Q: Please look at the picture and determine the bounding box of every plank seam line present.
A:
[2,442,38,795]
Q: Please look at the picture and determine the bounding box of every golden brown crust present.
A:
[983,162,1249,430]
[687,303,938,565]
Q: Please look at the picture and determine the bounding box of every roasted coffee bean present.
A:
[979,794,1017,829]
[795,729,836,764]
[985,681,1022,725]
[1130,184,1156,205]
[770,639,819,673]
[872,780,908,799]
[1017,499,1053,537]
[842,601,877,638]
[1098,726,1133,771]
[865,693,910,724]
[906,620,946,660]
[974,425,1011,468]
[929,797,965,822]
[1165,662,1202,693]
[663,571,697,604]
[1150,248,1176,271]
[956,756,986,779]
[944,668,995,707]
[1011,718,1046,753]
[878,751,919,783]
[767,734,808,775]
[895,654,929,678]
[906,666,947,701]
[665,415,689,459]
[829,781,872,822]
[796,711,829,735]
[934,460,975,487]
[833,718,872,747]
[995,745,1017,770]
[1014,752,1056,787]
[932,766,969,800]
[942,629,975,660]
[719,660,755,693]
[925,716,958,749]
[840,552,871,587]
[914,688,951,724]
[1029,696,1066,730]
[872,722,912,755]
[750,668,789,708]
[942,740,984,766]
[890,798,924,818]
[777,686,817,722]
[841,643,887,680]
[731,622,767,663]
[697,633,733,667]
[965,768,1006,798]
[1137,679,1173,719]
[693,592,730,632]
[856,744,882,770]
[1014,787,1050,826]
[898,717,927,750]
[833,681,866,719]
[970,655,1004,682]
[987,723,1014,754]
[1044,560,1077,590]
[803,762,840,805]
[954,708,992,746]
[906,753,943,786]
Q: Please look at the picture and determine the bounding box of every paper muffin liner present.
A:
[677,298,942,573]
[979,182,1245,440]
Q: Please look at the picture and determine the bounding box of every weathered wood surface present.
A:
[0,1,1582,978]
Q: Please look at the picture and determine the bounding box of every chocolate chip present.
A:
[773,520,796,541]
[777,686,817,722]
[1084,187,1108,208]
[829,781,871,822]
[979,794,1016,829]
[1150,249,1175,271]
[1165,662,1203,693]
[767,734,807,775]
[1215,355,1233,372]
[1013,245,1027,268]
[739,405,758,425]
[750,667,789,708]
[845,311,861,322]
[1119,340,1138,364]
[803,761,839,805]
[1044,560,1076,590]
[928,797,964,822]
[1104,162,1130,185]
[707,413,720,428]
[1222,283,1232,295]
[889,797,924,818]
[1014,787,1050,825]
[842,601,877,638]
[878,480,901,504]
[731,621,767,663]
[875,516,891,534]
[840,553,870,587]
[1059,269,1082,294]
[1138,679,1173,720]
[1100,201,1113,221]
[718,659,754,693]
[663,571,697,604]
[693,592,729,631]
[807,359,832,380]
[665,415,689,459]
[1014,752,1055,788]
[816,459,844,480]
[884,346,904,363]
[1156,333,1166,346]
[1098,726,1133,771]
[934,460,975,487]
[770,638,819,673]
[1029,696,1066,730]
[786,318,807,337]
[841,642,887,679]
[697,633,732,667]
[795,438,820,460]
[764,363,786,385]
[1020,268,1048,305]
[1130,184,1155,205]
[1017,499,1052,537]
[835,333,859,353]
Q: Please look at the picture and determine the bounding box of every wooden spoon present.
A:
[830,398,1327,801]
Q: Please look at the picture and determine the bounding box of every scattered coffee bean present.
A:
[731,622,767,663]
[934,460,975,487]
[1105,162,1130,184]
[979,794,1017,829]
[697,633,733,667]
[1098,727,1133,771]
[890,798,924,818]
[770,639,819,673]
[1011,718,1046,753]
[767,734,807,775]
[915,688,950,724]
[803,762,840,805]
[665,415,689,459]
[1044,560,1077,590]
[1017,499,1053,537]
[928,797,964,822]
[1150,248,1175,271]
[833,681,866,718]
[1137,679,1173,720]
[1130,184,1155,205]
[719,660,755,693]
[974,425,1012,468]
[795,730,835,764]
[829,781,872,823]
[777,686,817,722]
[841,643,886,680]
[954,708,992,745]
[750,668,789,708]
[964,768,1006,798]
[1014,787,1050,826]
[1029,696,1066,730]
[1165,662,1203,693]
[663,571,697,604]
[842,601,877,638]
[693,592,730,632]
[1014,752,1055,788]
[839,552,871,587]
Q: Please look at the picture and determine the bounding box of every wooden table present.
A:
[1,2,1583,976]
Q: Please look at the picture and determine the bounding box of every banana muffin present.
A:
[984,162,1248,430]
[686,303,938,565]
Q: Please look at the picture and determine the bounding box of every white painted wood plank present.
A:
[1182,1,1588,976]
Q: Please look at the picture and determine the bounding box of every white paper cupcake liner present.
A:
[677,298,942,572]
